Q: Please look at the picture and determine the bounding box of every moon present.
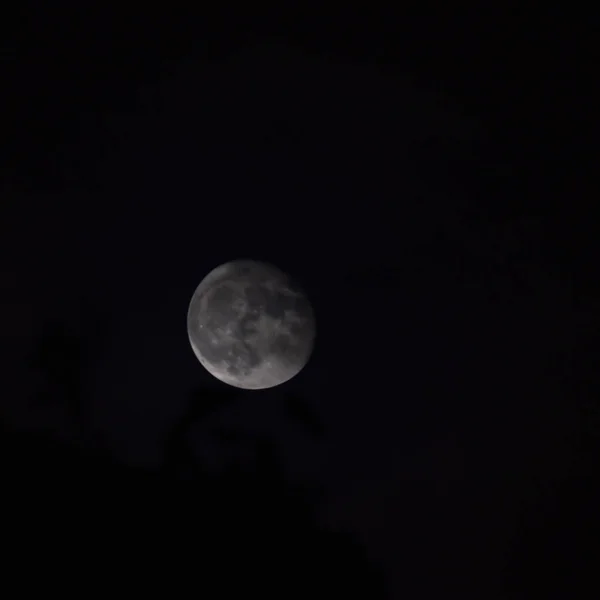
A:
[187,260,316,389]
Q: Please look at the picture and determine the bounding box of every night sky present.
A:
[1,6,597,598]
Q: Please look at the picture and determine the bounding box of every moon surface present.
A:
[187,260,316,389]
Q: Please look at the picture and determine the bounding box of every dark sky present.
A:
[1,5,597,598]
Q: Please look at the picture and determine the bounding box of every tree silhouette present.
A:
[24,297,112,447]
[7,314,388,598]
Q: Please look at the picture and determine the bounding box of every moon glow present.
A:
[187,260,316,389]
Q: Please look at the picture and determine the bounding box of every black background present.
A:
[1,4,597,598]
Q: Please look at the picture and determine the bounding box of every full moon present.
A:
[187,260,316,389]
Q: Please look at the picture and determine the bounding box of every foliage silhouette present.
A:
[24,300,112,444]
[3,316,388,598]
